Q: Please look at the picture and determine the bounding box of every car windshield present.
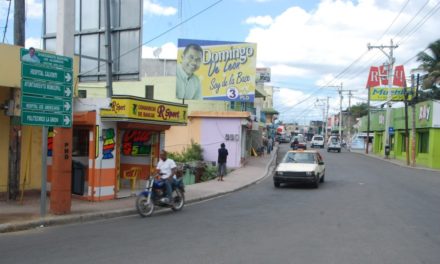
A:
[331,138,339,143]
[314,136,323,141]
[283,152,316,164]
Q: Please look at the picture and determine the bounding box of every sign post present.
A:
[20,48,73,217]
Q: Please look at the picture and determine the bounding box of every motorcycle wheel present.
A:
[136,195,155,217]
[171,189,185,212]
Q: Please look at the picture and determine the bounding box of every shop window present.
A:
[418,131,429,153]
[145,85,154,99]
[122,130,152,156]
[72,128,89,156]
[401,134,407,152]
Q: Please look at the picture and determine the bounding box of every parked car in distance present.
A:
[273,149,325,188]
[327,136,341,152]
[291,135,307,150]
[311,135,325,148]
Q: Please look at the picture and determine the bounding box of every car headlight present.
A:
[306,171,315,176]
[276,171,283,176]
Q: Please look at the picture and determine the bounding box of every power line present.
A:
[2,0,12,43]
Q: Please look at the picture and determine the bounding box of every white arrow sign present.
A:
[64,101,71,111]
[64,87,72,97]
[63,115,71,126]
[65,72,72,83]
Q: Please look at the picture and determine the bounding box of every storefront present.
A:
[359,100,440,169]
[67,96,187,201]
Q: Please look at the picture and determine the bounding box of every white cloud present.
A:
[244,0,440,122]
[245,16,273,27]
[271,64,309,77]
[142,42,177,59]
[25,37,41,49]
[144,0,177,16]
[25,0,43,19]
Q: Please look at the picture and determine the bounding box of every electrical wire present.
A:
[1,0,12,43]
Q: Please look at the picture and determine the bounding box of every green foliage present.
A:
[200,165,217,182]
[350,103,369,118]
[168,140,204,163]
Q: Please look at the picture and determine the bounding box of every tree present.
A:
[416,39,440,99]
[349,103,369,118]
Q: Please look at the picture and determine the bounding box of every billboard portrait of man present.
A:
[176,43,203,100]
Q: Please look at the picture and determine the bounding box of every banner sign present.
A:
[100,97,187,125]
[366,65,409,101]
[176,39,257,102]
[256,67,271,83]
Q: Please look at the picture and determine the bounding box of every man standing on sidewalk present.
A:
[217,143,228,181]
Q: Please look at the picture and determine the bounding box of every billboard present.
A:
[366,65,412,101]
[176,39,257,102]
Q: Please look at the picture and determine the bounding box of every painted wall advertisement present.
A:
[176,39,257,102]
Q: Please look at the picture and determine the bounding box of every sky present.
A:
[1,0,440,124]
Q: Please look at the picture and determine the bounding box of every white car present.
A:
[311,135,325,148]
[327,136,341,152]
[273,150,325,188]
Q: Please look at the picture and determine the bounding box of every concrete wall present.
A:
[200,118,242,168]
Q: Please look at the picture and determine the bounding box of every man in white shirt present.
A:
[22,47,40,63]
[156,150,176,203]
[176,43,203,100]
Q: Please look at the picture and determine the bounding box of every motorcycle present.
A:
[136,173,185,217]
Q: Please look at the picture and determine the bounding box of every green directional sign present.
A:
[20,48,73,127]
[20,48,72,70]
[22,111,72,127]
[22,63,73,84]
[21,79,73,98]
[22,95,72,112]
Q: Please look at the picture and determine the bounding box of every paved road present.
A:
[1,143,440,264]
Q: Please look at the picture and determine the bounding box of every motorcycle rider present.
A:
[156,150,177,204]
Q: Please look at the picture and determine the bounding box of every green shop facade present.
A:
[358,100,440,169]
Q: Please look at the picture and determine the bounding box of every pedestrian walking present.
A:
[217,143,228,181]
[267,137,273,154]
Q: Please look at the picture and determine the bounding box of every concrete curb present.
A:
[0,149,278,234]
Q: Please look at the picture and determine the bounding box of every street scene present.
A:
[1,0,440,263]
[1,143,440,264]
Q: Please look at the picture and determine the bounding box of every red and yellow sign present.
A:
[100,97,187,125]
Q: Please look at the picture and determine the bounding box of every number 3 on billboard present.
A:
[227,87,239,99]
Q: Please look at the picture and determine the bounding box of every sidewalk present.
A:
[0,150,277,233]
[350,148,440,172]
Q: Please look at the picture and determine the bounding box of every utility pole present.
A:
[338,83,343,140]
[347,90,354,151]
[325,96,329,141]
[8,0,25,200]
[368,39,398,158]
[315,98,327,135]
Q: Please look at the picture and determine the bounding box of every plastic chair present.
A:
[123,167,142,193]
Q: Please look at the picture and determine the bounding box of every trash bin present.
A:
[384,145,390,157]
[72,161,85,195]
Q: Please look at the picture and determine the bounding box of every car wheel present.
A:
[274,181,281,188]
[327,149,330,152]
[320,173,325,183]
[338,149,341,153]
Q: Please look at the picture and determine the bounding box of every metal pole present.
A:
[411,74,419,167]
[347,90,352,151]
[404,85,410,166]
[104,0,113,98]
[339,83,343,140]
[325,96,329,141]
[40,126,48,217]
[366,88,371,154]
